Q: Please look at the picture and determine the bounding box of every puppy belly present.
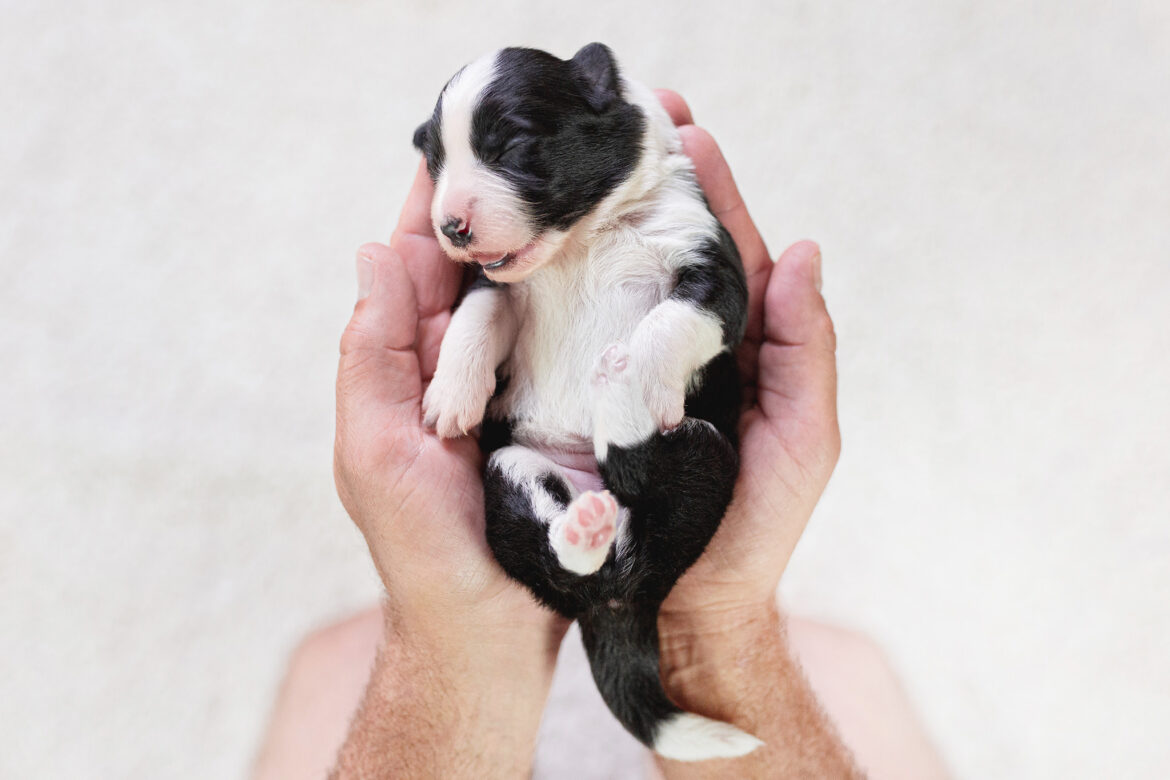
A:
[530,443,603,494]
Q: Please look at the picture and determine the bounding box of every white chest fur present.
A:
[494,227,672,449]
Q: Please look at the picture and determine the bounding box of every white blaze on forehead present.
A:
[430,51,535,257]
[432,52,498,228]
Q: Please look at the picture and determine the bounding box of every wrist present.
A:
[332,604,565,779]
[657,598,784,715]
[655,600,862,778]
[382,598,567,696]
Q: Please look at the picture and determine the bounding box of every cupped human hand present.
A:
[651,91,841,641]
[333,162,567,652]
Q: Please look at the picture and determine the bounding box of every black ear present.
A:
[413,120,431,153]
[570,42,621,113]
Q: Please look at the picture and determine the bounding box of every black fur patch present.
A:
[600,419,738,604]
[538,473,571,506]
[683,350,742,446]
[671,223,748,346]
[468,45,646,232]
[412,100,445,180]
[463,262,502,296]
[483,462,601,617]
[484,423,739,749]
[477,409,513,456]
[581,418,738,748]
[570,42,623,112]
[579,603,682,747]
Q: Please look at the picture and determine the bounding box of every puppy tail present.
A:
[578,603,763,762]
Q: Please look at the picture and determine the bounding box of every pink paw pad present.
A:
[566,491,617,548]
[592,344,630,387]
[554,490,619,575]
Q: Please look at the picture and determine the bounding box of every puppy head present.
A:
[413,43,645,283]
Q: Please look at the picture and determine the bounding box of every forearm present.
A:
[330,604,559,780]
[657,602,862,779]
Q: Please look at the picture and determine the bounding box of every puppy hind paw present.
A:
[591,343,656,459]
[550,490,618,575]
[591,343,630,387]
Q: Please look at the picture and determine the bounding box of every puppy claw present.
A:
[422,371,492,439]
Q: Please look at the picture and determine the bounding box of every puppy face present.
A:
[413,44,645,283]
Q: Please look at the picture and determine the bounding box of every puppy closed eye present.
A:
[493,136,536,166]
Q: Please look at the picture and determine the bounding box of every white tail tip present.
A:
[653,712,765,761]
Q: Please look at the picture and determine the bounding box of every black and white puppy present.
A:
[413,44,759,761]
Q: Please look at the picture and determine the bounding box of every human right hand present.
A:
[650,91,853,777]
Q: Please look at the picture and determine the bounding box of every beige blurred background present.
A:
[2,0,1168,777]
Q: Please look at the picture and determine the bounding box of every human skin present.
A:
[257,607,953,780]
[329,91,857,778]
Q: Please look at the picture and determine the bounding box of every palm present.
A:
[336,168,559,625]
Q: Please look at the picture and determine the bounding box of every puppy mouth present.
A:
[479,253,516,270]
[471,239,538,272]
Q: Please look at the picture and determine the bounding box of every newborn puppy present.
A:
[413,44,758,761]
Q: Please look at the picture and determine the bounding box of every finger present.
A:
[390,159,438,245]
[756,241,839,454]
[415,309,452,382]
[390,159,463,318]
[338,243,423,432]
[654,88,693,126]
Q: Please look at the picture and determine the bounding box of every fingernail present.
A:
[811,251,823,293]
[356,253,374,300]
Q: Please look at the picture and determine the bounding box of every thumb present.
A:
[756,240,840,461]
[337,243,422,436]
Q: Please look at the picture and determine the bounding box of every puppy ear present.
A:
[570,42,621,113]
[412,119,431,153]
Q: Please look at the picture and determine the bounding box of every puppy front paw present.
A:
[422,367,494,439]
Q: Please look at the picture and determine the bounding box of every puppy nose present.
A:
[440,216,473,248]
